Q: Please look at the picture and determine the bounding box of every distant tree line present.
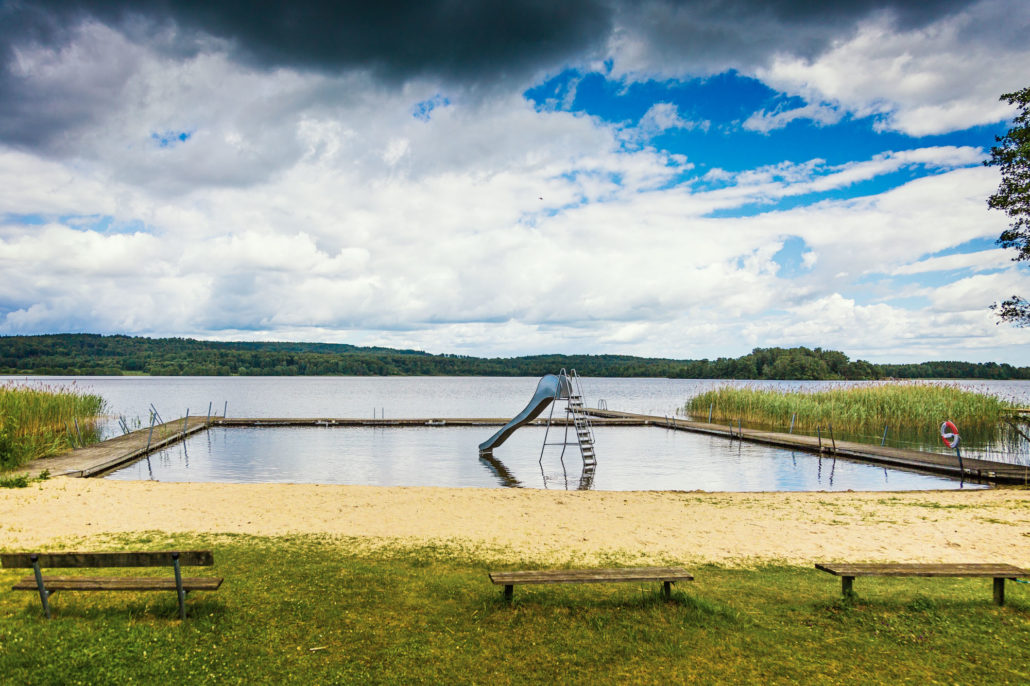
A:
[0,334,1028,380]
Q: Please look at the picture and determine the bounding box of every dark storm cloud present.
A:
[1,0,614,80]
[612,0,978,74]
[1,0,983,80]
[0,0,984,150]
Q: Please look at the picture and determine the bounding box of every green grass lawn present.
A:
[1,535,1027,685]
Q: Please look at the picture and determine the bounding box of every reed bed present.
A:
[0,384,106,470]
[684,382,1015,438]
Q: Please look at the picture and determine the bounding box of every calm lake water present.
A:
[4,375,1023,491]
[104,425,973,492]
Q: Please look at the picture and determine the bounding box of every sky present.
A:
[1,0,1029,364]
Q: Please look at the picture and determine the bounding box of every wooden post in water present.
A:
[817,426,823,452]
[829,423,837,453]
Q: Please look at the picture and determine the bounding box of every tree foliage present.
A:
[987,86,1030,324]
[0,334,1028,380]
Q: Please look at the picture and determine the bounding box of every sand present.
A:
[1,479,1028,566]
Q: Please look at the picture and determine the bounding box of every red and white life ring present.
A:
[940,420,960,448]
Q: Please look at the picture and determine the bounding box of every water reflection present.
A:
[103,425,980,492]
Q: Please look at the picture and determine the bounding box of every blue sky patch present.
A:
[1,213,47,225]
[151,130,192,148]
[413,94,451,121]
[772,236,814,278]
[526,68,1003,178]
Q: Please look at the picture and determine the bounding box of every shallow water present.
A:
[103,424,978,492]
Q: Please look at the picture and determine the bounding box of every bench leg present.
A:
[173,553,186,620]
[31,556,51,619]
[663,581,672,600]
[842,576,854,599]
[504,585,513,604]
[994,577,1005,606]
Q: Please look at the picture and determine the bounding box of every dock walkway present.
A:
[15,416,210,478]
[584,408,1030,485]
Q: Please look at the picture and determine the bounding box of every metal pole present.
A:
[708,403,713,423]
[737,418,742,439]
[145,414,156,453]
[829,423,837,453]
[817,426,822,452]
[223,401,227,418]
[789,413,796,434]
[181,410,189,435]
[206,402,212,425]
[73,418,83,445]
[881,425,888,446]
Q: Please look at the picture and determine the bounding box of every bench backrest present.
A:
[0,551,214,569]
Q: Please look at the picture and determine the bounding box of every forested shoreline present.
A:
[1,334,1028,380]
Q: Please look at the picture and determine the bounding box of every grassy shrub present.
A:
[685,382,1015,439]
[0,384,106,470]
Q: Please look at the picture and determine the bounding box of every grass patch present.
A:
[685,382,1015,444]
[0,384,106,470]
[1,535,1027,684]
[0,470,49,489]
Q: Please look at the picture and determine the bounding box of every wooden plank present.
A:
[1,551,214,569]
[489,566,694,586]
[815,563,1027,578]
[13,576,223,592]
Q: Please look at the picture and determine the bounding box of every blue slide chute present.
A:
[478,374,571,454]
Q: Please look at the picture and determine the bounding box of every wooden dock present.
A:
[14,416,210,479]
[583,408,1030,485]
[12,416,641,479]
[11,411,1029,485]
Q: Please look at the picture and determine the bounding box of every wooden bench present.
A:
[489,566,693,603]
[1,551,222,619]
[815,563,1028,606]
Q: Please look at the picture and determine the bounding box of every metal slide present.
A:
[478,374,571,454]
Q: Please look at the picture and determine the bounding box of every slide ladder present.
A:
[567,373,596,467]
[540,369,597,487]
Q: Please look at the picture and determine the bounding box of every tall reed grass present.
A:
[684,382,1015,438]
[0,384,106,470]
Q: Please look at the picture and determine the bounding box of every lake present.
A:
[103,423,974,491]
[4,375,1024,491]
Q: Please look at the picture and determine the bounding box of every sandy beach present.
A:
[1,479,1028,566]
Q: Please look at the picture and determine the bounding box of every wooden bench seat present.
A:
[815,563,1028,605]
[489,566,693,602]
[2,551,222,619]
